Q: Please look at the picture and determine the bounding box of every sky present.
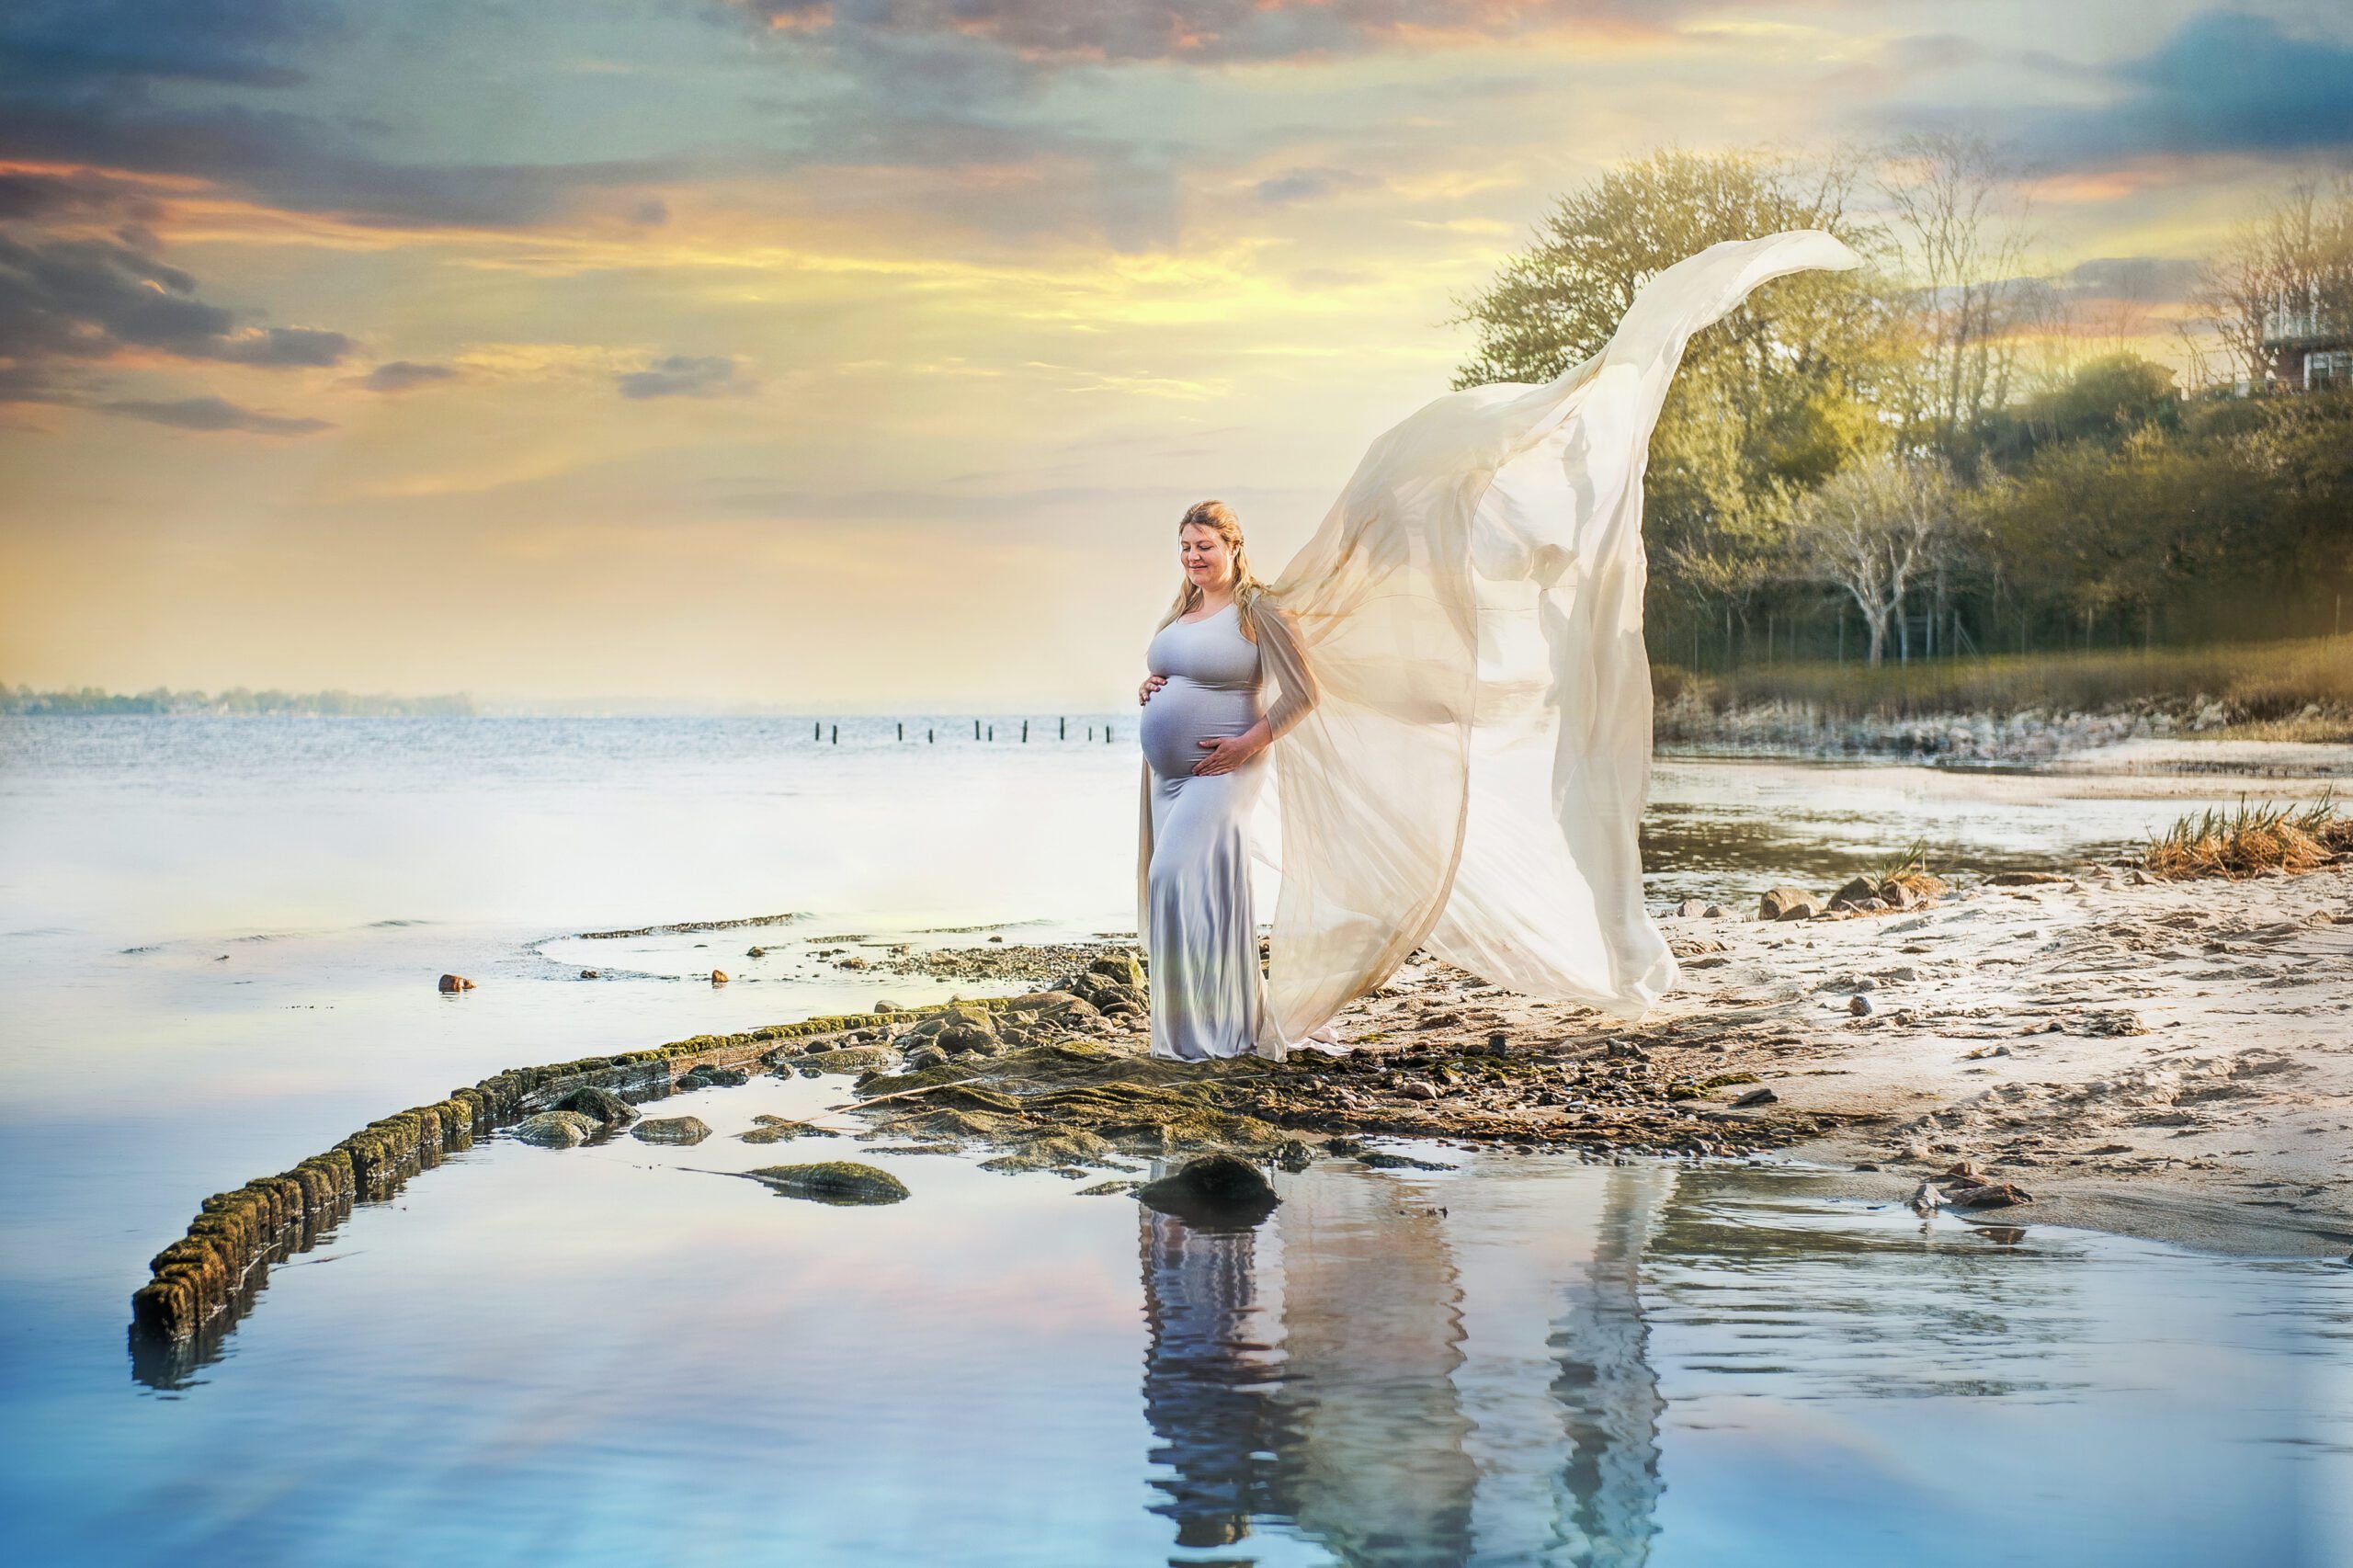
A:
[4,0,2350,710]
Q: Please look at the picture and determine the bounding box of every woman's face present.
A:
[1179,523,1235,591]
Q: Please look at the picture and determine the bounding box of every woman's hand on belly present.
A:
[1194,720,1271,777]
[1138,674,1166,706]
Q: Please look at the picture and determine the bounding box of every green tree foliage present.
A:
[1455,150,2353,665]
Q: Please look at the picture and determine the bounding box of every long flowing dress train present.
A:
[1138,230,1860,1060]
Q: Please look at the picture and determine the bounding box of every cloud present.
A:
[95,393,333,435]
[0,233,354,370]
[616,354,758,399]
[2058,256,2203,307]
[2014,13,2353,165]
[727,0,1677,65]
[1253,166,1384,206]
[0,0,338,89]
[360,360,459,392]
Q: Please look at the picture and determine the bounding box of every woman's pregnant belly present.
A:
[1139,676,1261,781]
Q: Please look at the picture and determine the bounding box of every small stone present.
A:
[1829,876,1881,911]
[740,1115,842,1145]
[1358,1150,1457,1171]
[746,946,767,958]
[1703,904,1729,919]
[1486,1031,1509,1053]
[1758,887,1824,921]
[1848,994,1874,1017]
[632,1116,712,1145]
[710,969,730,984]
[1399,1081,1439,1101]
[1955,1181,2032,1209]
[679,1063,750,1088]
[512,1110,600,1148]
[1674,898,1711,918]
[579,969,600,980]
[438,973,474,993]
[1732,1087,1779,1108]
[1909,1180,1944,1214]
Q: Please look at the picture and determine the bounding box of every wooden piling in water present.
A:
[1059,716,1066,740]
[1021,720,1029,743]
[830,724,838,744]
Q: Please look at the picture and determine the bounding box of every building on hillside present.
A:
[2261,286,2351,389]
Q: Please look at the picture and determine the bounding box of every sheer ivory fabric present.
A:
[1245,231,1862,1056]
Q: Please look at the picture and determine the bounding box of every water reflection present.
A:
[1141,1163,1671,1565]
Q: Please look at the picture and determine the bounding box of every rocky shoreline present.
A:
[1654,696,2350,770]
[131,850,2353,1360]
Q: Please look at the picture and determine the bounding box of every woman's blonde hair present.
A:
[1162,499,1269,642]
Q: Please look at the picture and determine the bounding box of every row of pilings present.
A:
[129,1000,1003,1346]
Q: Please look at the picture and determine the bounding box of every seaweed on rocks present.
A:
[126,997,1031,1352]
[738,1162,910,1206]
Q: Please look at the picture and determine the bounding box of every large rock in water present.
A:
[1137,1154,1279,1228]
[1758,886,1824,921]
[741,1162,909,1205]
[511,1110,601,1148]
[555,1085,637,1128]
[632,1116,711,1146]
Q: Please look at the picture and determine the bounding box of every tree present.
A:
[1791,454,1963,665]
[1875,132,2037,453]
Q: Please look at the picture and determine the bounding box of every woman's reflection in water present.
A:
[1139,1161,1671,1566]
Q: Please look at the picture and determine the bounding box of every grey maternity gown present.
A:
[1137,601,1317,1062]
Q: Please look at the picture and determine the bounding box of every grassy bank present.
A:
[1654,634,2353,730]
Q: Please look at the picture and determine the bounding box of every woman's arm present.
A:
[1193,606,1319,775]
[1255,605,1320,740]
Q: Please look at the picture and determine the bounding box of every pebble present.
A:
[1848,994,1874,1017]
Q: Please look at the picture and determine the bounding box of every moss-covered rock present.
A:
[740,1162,910,1205]
[555,1085,638,1128]
[738,1116,841,1145]
[512,1110,601,1148]
[1137,1154,1279,1228]
[632,1116,711,1146]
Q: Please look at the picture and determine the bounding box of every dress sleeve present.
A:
[1255,605,1320,741]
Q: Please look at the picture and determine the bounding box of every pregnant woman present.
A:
[1136,501,1316,1062]
[1134,231,1861,1066]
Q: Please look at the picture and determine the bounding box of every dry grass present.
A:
[2143,795,2350,880]
[1657,633,2353,722]
[1864,837,1949,902]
